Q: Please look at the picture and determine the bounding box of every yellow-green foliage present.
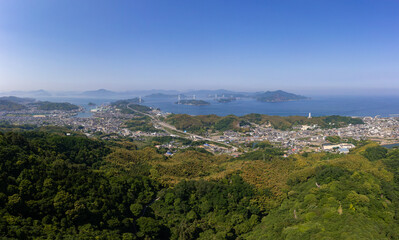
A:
[105,147,163,169]
[350,142,379,154]
[241,159,295,200]
[328,154,393,182]
[153,150,233,184]
[244,144,399,240]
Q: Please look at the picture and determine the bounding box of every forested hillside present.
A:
[166,114,364,134]
[0,100,26,111]
[1,130,398,239]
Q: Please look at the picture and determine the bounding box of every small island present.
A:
[175,100,210,106]
[217,97,236,103]
[88,102,96,106]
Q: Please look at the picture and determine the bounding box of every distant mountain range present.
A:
[80,89,181,98]
[145,93,179,99]
[161,90,307,103]
[0,89,308,103]
[183,89,247,98]
[82,89,118,97]
[0,90,52,97]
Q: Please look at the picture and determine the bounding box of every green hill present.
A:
[166,113,364,134]
[29,101,80,111]
[111,99,151,114]
[0,96,35,104]
[0,100,26,111]
[0,129,398,239]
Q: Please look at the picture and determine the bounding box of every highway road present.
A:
[127,104,233,148]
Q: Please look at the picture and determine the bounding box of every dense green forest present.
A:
[166,114,364,134]
[1,129,398,239]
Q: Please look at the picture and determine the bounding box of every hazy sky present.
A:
[0,0,398,93]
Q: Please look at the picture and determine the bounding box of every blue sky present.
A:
[0,0,398,94]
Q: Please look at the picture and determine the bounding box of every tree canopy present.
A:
[0,129,398,239]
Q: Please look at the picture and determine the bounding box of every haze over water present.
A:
[37,95,399,118]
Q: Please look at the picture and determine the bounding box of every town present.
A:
[1,103,398,156]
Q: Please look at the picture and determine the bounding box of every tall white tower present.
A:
[308,112,312,119]
[177,94,181,104]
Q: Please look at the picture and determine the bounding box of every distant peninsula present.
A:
[110,98,151,114]
[176,100,210,106]
[0,97,80,111]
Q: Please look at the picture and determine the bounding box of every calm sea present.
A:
[36,96,399,118]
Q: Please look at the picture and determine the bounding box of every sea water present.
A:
[35,96,399,117]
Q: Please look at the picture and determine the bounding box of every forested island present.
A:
[254,90,308,102]
[175,100,211,106]
[0,127,399,239]
[217,97,236,103]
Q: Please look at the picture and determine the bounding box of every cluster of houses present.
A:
[322,143,356,154]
